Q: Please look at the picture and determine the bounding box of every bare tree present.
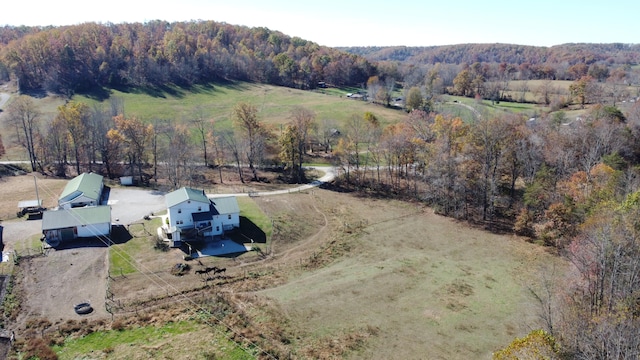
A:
[220,130,244,183]
[90,105,116,177]
[162,123,196,189]
[316,118,338,153]
[6,96,41,171]
[289,106,316,183]
[191,106,211,166]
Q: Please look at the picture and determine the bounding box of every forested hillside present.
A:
[0,21,374,95]
[342,43,640,68]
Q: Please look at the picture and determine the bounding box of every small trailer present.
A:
[17,200,44,219]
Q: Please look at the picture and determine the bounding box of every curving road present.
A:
[208,166,336,198]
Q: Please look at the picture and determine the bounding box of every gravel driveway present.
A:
[106,187,167,225]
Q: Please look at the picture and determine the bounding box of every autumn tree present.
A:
[232,102,265,182]
[558,193,640,358]
[105,128,124,179]
[6,95,41,171]
[493,330,561,360]
[405,86,424,111]
[112,115,153,184]
[569,75,595,108]
[44,116,69,177]
[56,101,91,175]
[453,69,472,97]
[278,124,297,174]
[427,114,469,216]
[467,115,509,222]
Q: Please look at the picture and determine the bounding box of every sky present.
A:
[1,0,639,48]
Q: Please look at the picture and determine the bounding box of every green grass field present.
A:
[73,82,408,131]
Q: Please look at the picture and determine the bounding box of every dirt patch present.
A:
[16,246,109,323]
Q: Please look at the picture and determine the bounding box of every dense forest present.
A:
[342,43,640,70]
[1,20,640,359]
[0,21,374,95]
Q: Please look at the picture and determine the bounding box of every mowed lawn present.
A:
[257,193,563,359]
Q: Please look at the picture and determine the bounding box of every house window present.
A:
[178,209,181,214]
[198,206,201,211]
[216,226,220,232]
[228,214,231,220]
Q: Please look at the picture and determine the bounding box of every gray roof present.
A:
[59,173,103,202]
[165,187,211,208]
[42,206,111,231]
[210,196,240,215]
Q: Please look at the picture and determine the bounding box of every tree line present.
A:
[343,43,640,73]
[0,21,374,95]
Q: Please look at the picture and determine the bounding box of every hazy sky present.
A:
[2,0,639,47]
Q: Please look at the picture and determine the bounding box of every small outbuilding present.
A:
[42,206,112,247]
[58,173,105,209]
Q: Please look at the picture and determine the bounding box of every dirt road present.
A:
[0,93,9,109]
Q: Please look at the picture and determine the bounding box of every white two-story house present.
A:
[163,187,240,247]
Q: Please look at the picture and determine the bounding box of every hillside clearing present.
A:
[251,191,563,359]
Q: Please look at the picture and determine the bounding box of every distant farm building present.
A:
[161,187,240,247]
[42,206,112,247]
[58,173,105,209]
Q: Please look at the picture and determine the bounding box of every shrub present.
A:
[493,329,560,359]
[22,338,58,360]
[111,319,125,331]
